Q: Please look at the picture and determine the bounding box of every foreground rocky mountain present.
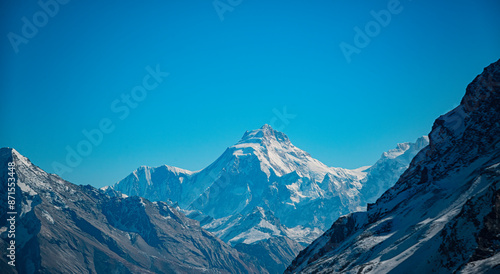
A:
[110,125,427,272]
[0,148,262,273]
[286,59,500,273]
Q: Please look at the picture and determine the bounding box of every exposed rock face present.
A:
[0,148,262,274]
[286,59,500,273]
[234,236,303,274]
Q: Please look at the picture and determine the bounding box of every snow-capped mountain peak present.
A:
[238,124,292,146]
[229,124,333,181]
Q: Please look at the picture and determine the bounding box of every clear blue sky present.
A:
[1,0,499,188]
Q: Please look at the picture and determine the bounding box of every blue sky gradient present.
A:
[1,0,499,188]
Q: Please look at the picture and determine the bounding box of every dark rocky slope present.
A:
[0,148,262,274]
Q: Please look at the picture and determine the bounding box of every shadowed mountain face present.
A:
[0,148,262,274]
[286,59,500,273]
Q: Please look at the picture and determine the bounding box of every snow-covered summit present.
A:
[228,124,335,181]
[239,124,291,145]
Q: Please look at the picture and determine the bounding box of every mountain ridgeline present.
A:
[285,59,500,273]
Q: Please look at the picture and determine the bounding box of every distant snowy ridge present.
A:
[360,135,429,204]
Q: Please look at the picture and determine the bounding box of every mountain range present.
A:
[0,128,427,273]
[2,58,498,273]
[109,124,428,272]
